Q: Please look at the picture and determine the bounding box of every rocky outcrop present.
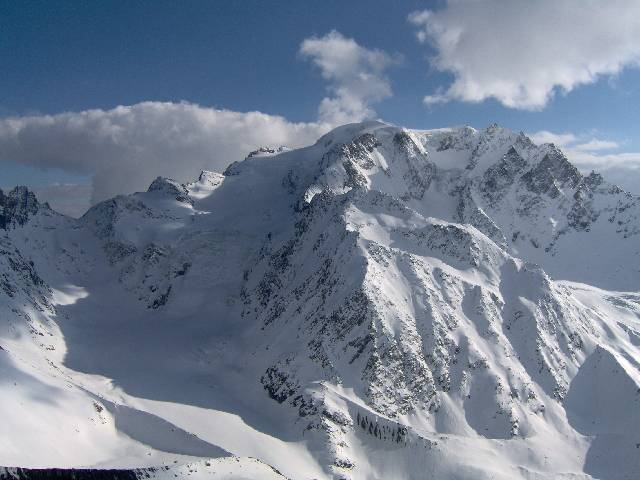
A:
[147,177,193,204]
[0,186,41,229]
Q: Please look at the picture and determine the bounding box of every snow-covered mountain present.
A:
[1,121,639,480]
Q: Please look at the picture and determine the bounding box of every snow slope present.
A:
[0,121,639,479]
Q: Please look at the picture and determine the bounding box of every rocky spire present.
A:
[0,186,41,229]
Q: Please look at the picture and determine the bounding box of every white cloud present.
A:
[565,150,640,169]
[300,30,399,124]
[529,131,577,147]
[573,139,620,151]
[0,102,331,209]
[409,1,640,110]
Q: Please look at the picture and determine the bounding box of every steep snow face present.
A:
[0,121,639,480]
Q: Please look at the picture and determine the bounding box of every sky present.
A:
[1,0,640,216]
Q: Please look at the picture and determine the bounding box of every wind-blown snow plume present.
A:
[409,0,640,109]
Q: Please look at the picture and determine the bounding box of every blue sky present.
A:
[2,1,640,215]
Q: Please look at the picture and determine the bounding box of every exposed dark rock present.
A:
[147,177,193,204]
[0,187,40,229]
[480,147,528,203]
[521,148,581,198]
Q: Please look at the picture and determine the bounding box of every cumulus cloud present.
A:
[300,30,399,124]
[530,129,640,194]
[409,1,640,109]
[573,139,620,151]
[0,102,331,209]
[529,131,578,147]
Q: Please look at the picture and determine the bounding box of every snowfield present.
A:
[0,121,638,479]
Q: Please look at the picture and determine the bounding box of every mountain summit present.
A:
[0,122,638,480]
